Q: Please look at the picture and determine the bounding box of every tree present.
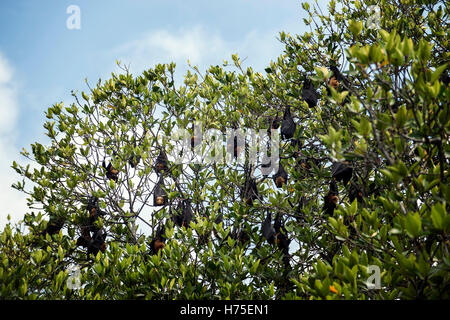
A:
[2,0,449,299]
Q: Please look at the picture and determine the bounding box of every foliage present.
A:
[2,0,449,299]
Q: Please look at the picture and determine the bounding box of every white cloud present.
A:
[0,52,29,228]
[112,25,286,82]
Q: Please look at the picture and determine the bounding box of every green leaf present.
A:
[395,105,407,127]
[431,63,449,84]
[349,20,363,36]
[431,203,445,230]
[405,212,422,238]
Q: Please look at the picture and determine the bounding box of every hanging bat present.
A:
[440,70,449,86]
[154,150,168,174]
[262,211,276,245]
[273,213,290,267]
[331,161,353,185]
[329,65,344,88]
[153,178,167,206]
[86,196,99,215]
[349,183,364,203]
[173,199,193,228]
[128,139,141,168]
[87,228,107,256]
[150,225,166,255]
[281,106,296,140]
[242,176,259,205]
[302,78,318,108]
[86,196,106,233]
[44,217,65,236]
[103,160,119,182]
[128,154,141,168]
[76,226,91,248]
[323,180,339,215]
[273,162,288,188]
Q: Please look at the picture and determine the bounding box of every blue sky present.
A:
[0,0,323,226]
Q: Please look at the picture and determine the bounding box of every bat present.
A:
[331,161,353,185]
[323,180,339,215]
[349,183,364,203]
[102,160,119,182]
[153,178,167,206]
[154,150,168,173]
[86,196,106,233]
[173,199,193,228]
[128,154,141,168]
[273,162,288,188]
[44,217,64,236]
[150,225,166,255]
[262,211,276,244]
[302,78,318,108]
[281,106,296,139]
[87,228,107,256]
[273,213,290,268]
[76,225,91,248]
[242,176,259,205]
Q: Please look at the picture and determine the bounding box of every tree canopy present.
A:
[1,0,449,300]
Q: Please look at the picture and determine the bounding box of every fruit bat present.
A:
[128,154,141,168]
[323,180,339,215]
[87,196,106,233]
[103,160,119,182]
[262,211,276,244]
[87,229,107,256]
[153,178,167,206]
[348,183,364,203]
[330,65,344,81]
[331,161,353,185]
[273,162,288,188]
[326,65,342,95]
[242,176,259,205]
[173,199,193,228]
[87,196,99,214]
[302,79,318,108]
[281,106,296,140]
[154,150,168,174]
[44,217,64,236]
[273,213,290,267]
[76,226,91,248]
[150,225,166,255]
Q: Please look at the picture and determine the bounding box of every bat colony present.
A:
[42,66,365,266]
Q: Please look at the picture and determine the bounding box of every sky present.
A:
[0,0,326,228]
